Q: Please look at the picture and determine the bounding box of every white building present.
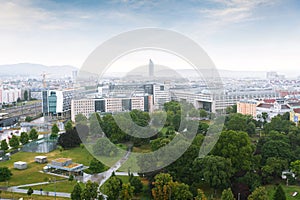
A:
[42,89,75,117]
[71,99,96,122]
[0,85,21,104]
[256,102,290,122]
[14,161,27,170]
[71,96,151,122]
[153,84,171,110]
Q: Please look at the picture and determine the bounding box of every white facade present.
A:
[71,99,95,122]
[14,161,27,170]
[71,96,148,122]
[0,85,21,104]
[131,97,145,111]
[153,84,171,110]
[256,102,290,122]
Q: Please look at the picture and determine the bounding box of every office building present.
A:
[42,89,75,117]
[71,95,153,122]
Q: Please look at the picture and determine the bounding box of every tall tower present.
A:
[149,59,154,77]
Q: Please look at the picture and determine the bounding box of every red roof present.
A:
[294,108,300,114]
[263,99,276,103]
[257,103,273,108]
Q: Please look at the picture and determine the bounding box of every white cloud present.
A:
[201,0,278,24]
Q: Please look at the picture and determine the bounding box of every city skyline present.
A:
[0,0,300,72]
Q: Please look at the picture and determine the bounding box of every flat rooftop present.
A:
[52,158,71,163]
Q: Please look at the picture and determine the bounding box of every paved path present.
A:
[115,172,138,176]
[5,147,134,199]
[8,187,70,198]
[7,180,70,198]
[98,149,132,199]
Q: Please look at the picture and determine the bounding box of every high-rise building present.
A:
[149,59,154,77]
[42,89,75,117]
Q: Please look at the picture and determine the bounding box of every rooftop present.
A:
[52,158,71,163]
[257,103,273,109]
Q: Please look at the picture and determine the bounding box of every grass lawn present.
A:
[0,190,69,200]
[85,144,125,167]
[132,144,151,153]
[21,180,84,193]
[0,146,94,187]
[266,184,300,200]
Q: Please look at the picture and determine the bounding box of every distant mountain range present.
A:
[0,63,77,78]
[0,63,297,79]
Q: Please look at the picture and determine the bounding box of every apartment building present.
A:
[0,85,21,104]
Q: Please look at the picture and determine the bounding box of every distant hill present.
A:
[0,63,77,78]
[175,69,267,79]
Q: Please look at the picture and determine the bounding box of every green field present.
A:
[0,147,94,187]
[266,184,300,200]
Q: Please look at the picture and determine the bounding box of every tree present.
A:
[211,130,253,172]
[81,181,99,200]
[262,112,268,124]
[24,90,29,101]
[89,113,102,136]
[221,188,234,200]
[27,187,33,197]
[71,182,82,200]
[151,173,192,200]
[261,140,292,164]
[76,124,89,142]
[9,135,19,149]
[198,122,209,134]
[50,124,59,139]
[75,113,88,126]
[65,120,73,131]
[93,138,117,157]
[199,109,208,118]
[69,174,74,181]
[152,173,173,200]
[291,160,300,177]
[0,139,9,151]
[51,124,60,135]
[248,186,268,200]
[57,128,82,149]
[129,174,143,194]
[226,113,248,132]
[0,167,12,181]
[170,181,193,200]
[193,156,233,191]
[262,157,288,183]
[89,158,105,174]
[25,116,33,122]
[119,183,134,200]
[263,116,294,134]
[273,185,286,200]
[102,176,122,200]
[195,189,207,200]
[29,128,38,140]
[20,132,29,145]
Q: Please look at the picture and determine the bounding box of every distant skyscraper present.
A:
[149,59,154,77]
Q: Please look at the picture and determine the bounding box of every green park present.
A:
[1,101,300,199]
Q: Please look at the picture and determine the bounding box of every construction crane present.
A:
[41,72,50,89]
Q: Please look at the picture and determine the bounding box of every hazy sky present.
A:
[0,0,300,72]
